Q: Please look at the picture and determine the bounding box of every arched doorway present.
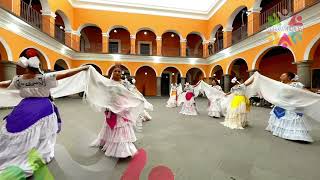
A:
[86,64,102,74]
[256,46,296,80]
[229,58,249,81]
[107,65,130,79]
[54,12,66,43]
[161,67,181,95]
[54,59,68,71]
[80,26,102,53]
[135,66,157,96]
[213,26,224,54]
[211,65,224,87]
[108,28,130,54]
[186,33,203,58]
[136,30,157,56]
[162,32,180,57]
[231,7,248,45]
[20,0,42,29]
[18,48,48,75]
[0,41,10,81]
[186,68,204,85]
[309,40,320,90]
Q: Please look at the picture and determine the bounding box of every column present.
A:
[0,61,16,81]
[223,74,231,92]
[248,69,258,77]
[41,11,56,37]
[130,35,136,55]
[181,77,186,89]
[65,30,72,48]
[223,28,233,48]
[72,31,80,51]
[202,41,209,58]
[296,61,312,88]
[102,33,109,53]
[180,39,186,57]
[156,77,161,96]
[1,0,21,15]
[247,8,261,36]
[156,37,162,56]
[293,0,314,13]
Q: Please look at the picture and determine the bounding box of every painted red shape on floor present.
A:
[148,166,174,180]
[120,149,147,180]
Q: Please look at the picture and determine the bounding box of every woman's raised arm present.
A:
[0,80,12,88]
[56,66,89,81]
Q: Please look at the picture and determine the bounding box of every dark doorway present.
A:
[161,73,170,96]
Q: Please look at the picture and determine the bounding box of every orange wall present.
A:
[162,33,180,56]
[109,29,130,54]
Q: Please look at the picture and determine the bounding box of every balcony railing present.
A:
[213,39,223,54]
[80,42,103,53]
[260,0,292,30]
[20,0,41,30]
[232,25,248,44]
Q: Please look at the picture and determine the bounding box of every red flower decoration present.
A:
[25,49,38,58]
[185,92,194,101]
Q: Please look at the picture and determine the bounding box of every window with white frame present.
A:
[109,39,121,53]
[138,41,152,55]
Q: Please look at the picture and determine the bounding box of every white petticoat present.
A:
[90,117,137,158]
[166,96,177,108]
[208,98,223,118]
[266,109,313,142]
[221,103,248,129]
[179,98,198,116]
[0,113,58,177]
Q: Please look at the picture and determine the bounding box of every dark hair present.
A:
[212,78,220,85]
[286,72,295,80]
[28,67,42,74]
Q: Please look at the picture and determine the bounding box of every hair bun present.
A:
[25,49,38,58]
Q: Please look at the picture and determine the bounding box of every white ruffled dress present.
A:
[179,87,198,116]
[90,80,138,158]
[266,82,313,142]
[166,84,178,108]
[0,74,58,176]
[208,85,224,118]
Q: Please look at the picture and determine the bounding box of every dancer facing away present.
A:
[207,79,224,118]
[221,77,252,129]
[0,49,89,177]
[266,72,313,142]
[166,79,182,108]
[91,66,138,158]
[179,82,198,116]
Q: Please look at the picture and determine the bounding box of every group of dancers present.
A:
[0,49,152,178]
[0,49,319,178]
[167,72,318,143]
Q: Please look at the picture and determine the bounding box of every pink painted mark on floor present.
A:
[120,149,147,180]
[148,166,175,180]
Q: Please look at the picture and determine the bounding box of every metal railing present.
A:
[213,39,224,54]
[232,25,248,44]
[20,0,41,30]
[260,0,292,30]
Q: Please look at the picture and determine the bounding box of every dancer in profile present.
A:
[179,82,198,116]
[0,49,89,176]
[166,79,182,108]
[207,79,224,118]
[221,77,251,129]
[91,66,139,158]
[266,72,313,142]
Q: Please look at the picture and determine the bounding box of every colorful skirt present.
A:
[221,95,250,129]
[90,111,137,158]
[266,107,313,142]
[0,98,59,177]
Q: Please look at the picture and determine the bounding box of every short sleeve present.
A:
[44,73,57,88]
[8,76,19,90]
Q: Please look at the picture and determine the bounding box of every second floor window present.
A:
[109,41,119,53]
[140,43,151,55]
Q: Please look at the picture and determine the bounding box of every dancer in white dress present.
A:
[166,83,182,108]
[266,72,313,142]
[179,82,198,116]
[207,79,224,118]
[91,66,138,158]
[0,49,88,177]
[221,78,251,129]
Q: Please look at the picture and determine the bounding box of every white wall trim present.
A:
[304,32,320,60]
[109,39,121,53]
[134,65,158,77]
[138,41,152,55]
[106,64,132,76]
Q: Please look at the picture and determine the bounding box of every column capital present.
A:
[223,27,233,32]
[180,39,187,43]
[156,36,162,41]
[293,60,313,65]
[41,10,56,18]
[130,35,136,39]
[247,7,262,15]
[72,31,81,36]
[209,38,216,43]
[65,29,73,33]
[248,69,259,72]
[102,32,109,37]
